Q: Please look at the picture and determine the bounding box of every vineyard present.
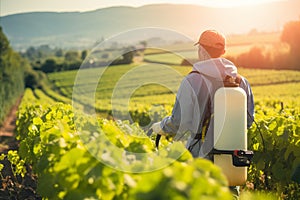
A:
[1,1,300,197]
[0,59,299,199]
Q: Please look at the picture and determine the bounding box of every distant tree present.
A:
[281,20,300,54]
[65,51,79,62]
[140,40,147,47]
[0,27,9,56]
[81,50,88,61]
[281,20,300,68]
[38,45,52,57]
[63,61,81,71]
[37,50,43,59]
[24,46,37,60]
[111,47,136,65]
[236,46,271,69]
[41,58,57,73]
[247,46,267,68]
[122,50,135,64]
[139,41,147,51]
[24,68,40,89]
[55,48,64,57]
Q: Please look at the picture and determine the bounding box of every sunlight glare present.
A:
[195,0,283,7]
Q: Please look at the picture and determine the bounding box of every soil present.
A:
[0,97,41,200]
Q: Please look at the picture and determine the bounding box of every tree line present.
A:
[0,27,25,124]
[21,45,136,73]
[0,27,53,125]
[229,20,300,70]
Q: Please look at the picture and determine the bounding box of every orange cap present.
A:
[194,30,226,49]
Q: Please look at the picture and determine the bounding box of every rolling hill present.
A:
[0,0,299,49]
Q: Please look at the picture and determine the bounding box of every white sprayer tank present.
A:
[213,87,247,186]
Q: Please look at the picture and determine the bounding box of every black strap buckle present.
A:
[212,148,254,167]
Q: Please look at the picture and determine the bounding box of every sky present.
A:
[0,0,284,17]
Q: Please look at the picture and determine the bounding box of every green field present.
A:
[48,63,300,114]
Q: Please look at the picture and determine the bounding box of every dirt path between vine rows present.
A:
[0,97,22,153]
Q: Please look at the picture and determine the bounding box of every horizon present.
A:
[0,0,285,17]
[1,0,298,50]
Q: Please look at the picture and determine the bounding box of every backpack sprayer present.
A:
[212,76,253,186]
[147,74,254,186]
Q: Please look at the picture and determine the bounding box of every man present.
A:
[150,30,255,196]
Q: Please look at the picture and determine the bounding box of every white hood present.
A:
[192,58,238,81]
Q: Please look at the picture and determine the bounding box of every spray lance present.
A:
[147,127,162,149]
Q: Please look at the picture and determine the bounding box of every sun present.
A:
[190,0,282,7]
